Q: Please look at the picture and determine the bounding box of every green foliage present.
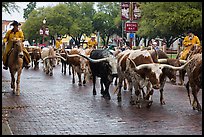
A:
[137,2,202,47]
[94,2,121,46]
[22,2,96,46]
[2,2,19,14]
[23,2,36,20]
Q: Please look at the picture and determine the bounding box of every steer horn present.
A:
[67,54,81,58]
[179,59,187,65]
[77,53,109,63]
[128,57,193,71]
[161,57,193,70]
[158,58,187,65]
[157,59,168,63]
[43,55,66,61]
[55,55,66,61]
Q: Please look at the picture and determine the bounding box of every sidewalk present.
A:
[2,70,13,135]
[2,122,13,135]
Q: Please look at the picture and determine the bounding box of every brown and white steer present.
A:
[66,47,92,86]
[178,46,202,86]
[148,49,187,105]
[185,53,202,111]
[116,49,191,108]
[149,49,186,84]
[28,46,41,69]
[41,46,66,76]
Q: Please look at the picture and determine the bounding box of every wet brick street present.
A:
[2,63,202,135]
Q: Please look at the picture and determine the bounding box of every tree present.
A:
[93,2,121,46]
[66,2,95,46]
[23,2,36,20]
[21,2,96,46]
[137,2,202,47]
[2,2,19,14]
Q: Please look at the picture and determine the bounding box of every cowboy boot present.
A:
[3,54,9,70]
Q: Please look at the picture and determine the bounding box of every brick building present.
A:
[2,20,24,38]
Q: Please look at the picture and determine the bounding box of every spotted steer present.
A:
[116,49,191,108]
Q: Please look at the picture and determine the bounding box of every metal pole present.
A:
[129,2,133,49]
[122,20,124,45]
[42,29,44,44]
[97,31,100,49]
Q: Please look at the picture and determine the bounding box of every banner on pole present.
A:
[121,2,130,20]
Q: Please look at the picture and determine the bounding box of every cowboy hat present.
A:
[10,20,21,26]
[152,41,157,45]
[187,29,193,34]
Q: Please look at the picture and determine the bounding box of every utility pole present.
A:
[97,31,100,49]
[129,2,133,49]
[122,20,124,45]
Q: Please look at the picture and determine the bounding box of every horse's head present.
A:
[12,38,24,58]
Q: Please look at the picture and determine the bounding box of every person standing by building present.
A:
[87,35,98,49]
[55,36,63,65]
[55,36,63,50]
[151,41,159,51]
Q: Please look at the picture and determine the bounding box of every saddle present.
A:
[7,48,14,59]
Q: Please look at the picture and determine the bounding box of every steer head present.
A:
[158,58,183,84]
[128,57,193,89]
[77,53,118,78]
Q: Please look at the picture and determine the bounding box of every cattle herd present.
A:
[25,45,202,111]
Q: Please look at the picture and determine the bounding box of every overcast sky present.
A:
[2,2,62,22]
[2,2,98,22]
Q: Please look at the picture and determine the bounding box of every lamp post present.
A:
[40,17,49,46]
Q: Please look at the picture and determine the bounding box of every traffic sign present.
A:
[129,33,134,38]
[125,22,138,32]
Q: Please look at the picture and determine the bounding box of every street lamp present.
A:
[40,17,49,46]
[43,18,46,24]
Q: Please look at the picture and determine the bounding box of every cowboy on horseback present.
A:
[3,20,31,70]
[179,29,201,60]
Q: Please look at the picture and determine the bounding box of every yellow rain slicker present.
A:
[3,29,30,66]
[56,39,62,49]
[87,39,97,48]
[180,35,201,60]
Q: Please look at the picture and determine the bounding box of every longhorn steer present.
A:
[177,46,202,85]
[185,53,202,111]
[41,46,65,76]
[149,49,186,84]
[148,49,187,105]
[78,49,118,100]
[116,49,191,107]
[60,48,72,75]
[66,48,91,86]
[28,47,41,69]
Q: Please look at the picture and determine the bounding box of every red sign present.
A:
[121,2,130,20]
[125,22,138,32]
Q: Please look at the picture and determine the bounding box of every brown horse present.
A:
[7,38,24,96]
